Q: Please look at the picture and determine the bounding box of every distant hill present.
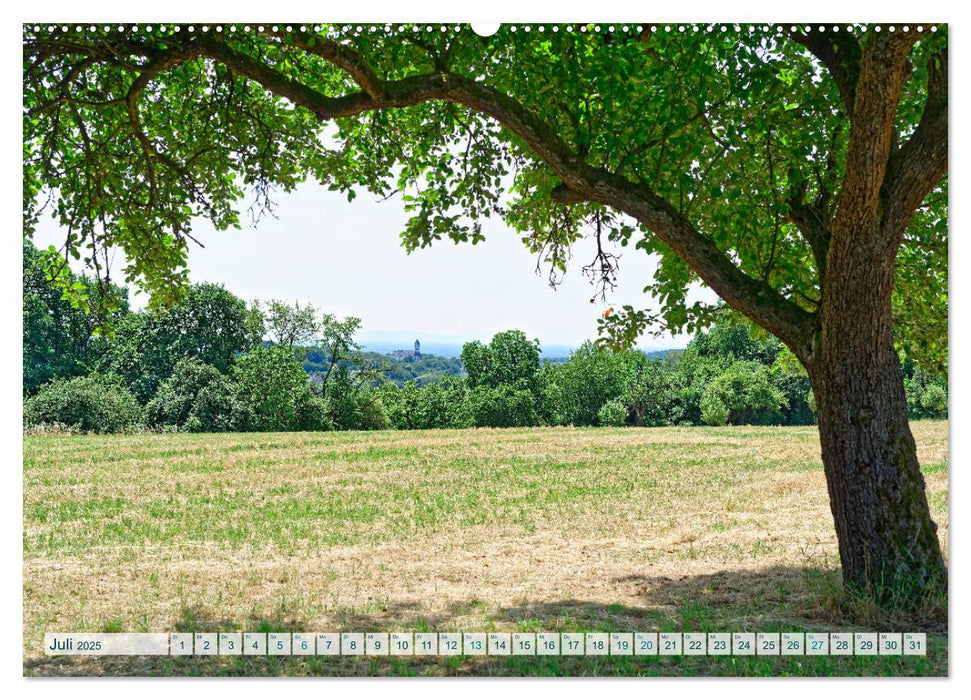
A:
[359,341,468,358]
[359,339,680,361]
[303,348,464,387]
[646,348,680,361]
[301,343,681,386]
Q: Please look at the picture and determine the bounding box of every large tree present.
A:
[23,23,947,601]
[100,282,262,402]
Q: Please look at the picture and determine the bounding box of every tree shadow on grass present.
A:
[23,565,947,677]
[499,565,946,634]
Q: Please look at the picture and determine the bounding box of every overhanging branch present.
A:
[28,30,819,357]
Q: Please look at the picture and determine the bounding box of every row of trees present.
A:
[378,325,946,431]
[24,242,377,432]
[24,243,946,434]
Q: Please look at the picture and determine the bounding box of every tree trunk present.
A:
[807,222,946,604]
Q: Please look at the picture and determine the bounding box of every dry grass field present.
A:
[22,421,949,676]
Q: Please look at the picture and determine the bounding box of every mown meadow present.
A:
[23,421,948,676]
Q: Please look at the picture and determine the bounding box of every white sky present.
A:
[32,182,716,349]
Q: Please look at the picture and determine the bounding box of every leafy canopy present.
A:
[23,24,946,370]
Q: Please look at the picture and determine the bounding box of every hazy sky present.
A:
[32,181,717,349]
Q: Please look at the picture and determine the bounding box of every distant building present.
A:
[389,340,423,361]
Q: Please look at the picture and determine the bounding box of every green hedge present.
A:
[24,375,142,433]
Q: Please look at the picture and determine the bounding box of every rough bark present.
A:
[808,220,945,600]
[797,30,948,602]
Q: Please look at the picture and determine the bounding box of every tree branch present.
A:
[262,29,386,98]
[882,50,947,240]
[835,30,921,231]
[35,31,819,357]
[788,187,831,282]
[786,29,862,116]
[206,35,818,353]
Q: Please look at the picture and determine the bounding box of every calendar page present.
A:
[19,2,950,685]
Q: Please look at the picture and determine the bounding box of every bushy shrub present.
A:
[380,381,467,430]
[296,393,332,431]
[467,384,540,428]
[904,370,948,419]
[321,366,361,430]
[24,375,143,433]
[185,376,238,432]
[622,357,673,427]
[146,358,232,430]
[232,345,320,432]
[699,393,729,426]
[461,330,541,389]
[597,400,628,427]
[771,370,815,425]
[920,383,947,418]
[542,343,629,426]
[353,392,389,431]
[700,361,787,425]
